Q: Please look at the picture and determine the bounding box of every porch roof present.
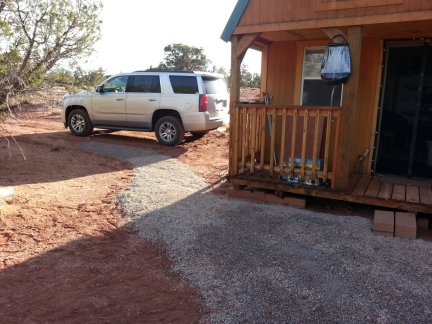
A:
[221,0,249,42]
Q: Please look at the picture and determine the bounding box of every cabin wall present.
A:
[238,0,432,27]
[264,42,297,105]
[261,38,385,177]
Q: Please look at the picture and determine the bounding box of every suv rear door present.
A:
[162,74,200,113]
[125,75,161,128]
[202,76,229,119]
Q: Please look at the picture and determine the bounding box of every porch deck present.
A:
[230,174,432,214]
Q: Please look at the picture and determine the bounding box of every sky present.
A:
[85,0,262,75]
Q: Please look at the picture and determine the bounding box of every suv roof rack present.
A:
[133,69,197,73]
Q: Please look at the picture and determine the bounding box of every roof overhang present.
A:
[220,0,249,42]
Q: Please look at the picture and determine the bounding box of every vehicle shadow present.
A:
[0,131,189,186]
[0,226,204,323]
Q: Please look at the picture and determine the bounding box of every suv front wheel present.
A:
[68,109,94,136]
[155,116,184,146]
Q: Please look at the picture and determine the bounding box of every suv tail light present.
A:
[199,95,208,112]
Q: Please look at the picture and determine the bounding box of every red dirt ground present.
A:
[0,110,231,322]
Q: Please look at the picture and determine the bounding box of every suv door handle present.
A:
[116,98,124,101]
[149,99,158,102]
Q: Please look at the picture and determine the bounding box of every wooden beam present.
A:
[233,11,432,35]
[314,0,403,11]
[229,36,242,177]
[334,26,363,192]
[321,28,348,42]
[260,44,269,101]
[236,33,261,59]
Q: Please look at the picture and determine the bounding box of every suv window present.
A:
[103,76,128,93]
[128,75,161,93]
[169,76,198,94]
[203,77,227,95]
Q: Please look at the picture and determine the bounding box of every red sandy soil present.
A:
[0,109,231,322]
[2,89,425,321]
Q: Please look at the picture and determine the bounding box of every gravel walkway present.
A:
[79,142,432,323]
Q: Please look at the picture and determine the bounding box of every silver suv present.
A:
[61,71,229,146]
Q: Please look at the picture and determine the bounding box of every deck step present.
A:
[373,210,418,239]
[373,210,395,236]
[395,212,417,239]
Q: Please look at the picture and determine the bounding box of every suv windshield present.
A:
[203,77,228,95]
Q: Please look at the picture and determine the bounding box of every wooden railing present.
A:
[231,104,341,188]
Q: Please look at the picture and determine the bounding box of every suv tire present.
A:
[155,116,184,146]
[68,109,94,137]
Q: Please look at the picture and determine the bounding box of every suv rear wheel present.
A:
[155,116,184,146]
[68,109,93,136]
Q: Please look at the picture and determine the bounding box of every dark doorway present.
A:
[375,40,432,179]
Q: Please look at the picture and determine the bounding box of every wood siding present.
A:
[265,42,297,106]
[238,0,432,29]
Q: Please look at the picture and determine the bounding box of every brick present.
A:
[417,217,429,231]
[228,188,306,208]
[373,230,394,237]
[395,212,417,239]
[283,196,307,209]
[262,193,306,208]
[373,210,394,233]
[227,188,265,201]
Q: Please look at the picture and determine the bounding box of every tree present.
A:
[152,43,210,71]
[0,0,103,109]
[45,67,106,91]
[210,65,230,86]
[240,64,260,88]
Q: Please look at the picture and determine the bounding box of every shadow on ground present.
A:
[0,226,204,322]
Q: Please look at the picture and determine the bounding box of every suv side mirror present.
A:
[96,85,104,93]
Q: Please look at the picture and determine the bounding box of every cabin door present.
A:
[375,40,432,179]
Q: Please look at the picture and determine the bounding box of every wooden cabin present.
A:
[222,0,432,213]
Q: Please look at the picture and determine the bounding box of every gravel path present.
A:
[79,142,432,323]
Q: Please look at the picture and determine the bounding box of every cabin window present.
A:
[301,48,342,107]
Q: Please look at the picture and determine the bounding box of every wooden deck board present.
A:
[392,184,406,201]
[230,174,432,214]
[351,175,372,197]
[406,185,420,203]
[347,174,361,194]
[378,182,393,200]
[419,186,432,205]
[365,176,382,198]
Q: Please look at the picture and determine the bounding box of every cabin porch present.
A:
[229,104,432,214]
[230,174,432,214]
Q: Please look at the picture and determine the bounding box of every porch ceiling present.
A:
[256,20,432,44]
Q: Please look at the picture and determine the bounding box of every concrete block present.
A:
[395,212,417,239]
[373,210,394,234]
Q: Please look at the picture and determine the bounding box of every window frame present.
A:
[127,75,161,93]
[169,75,199,94]
[300,46,343,107]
